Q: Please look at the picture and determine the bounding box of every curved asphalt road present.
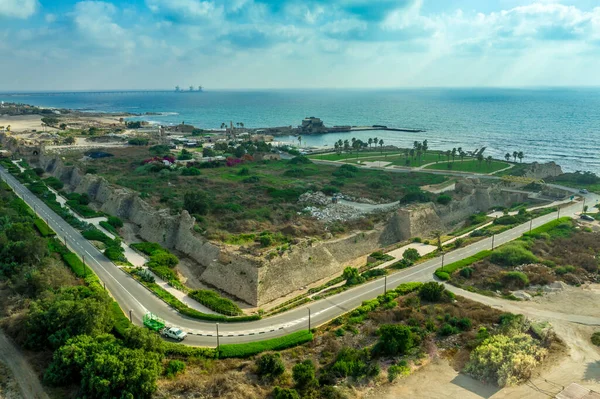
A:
[0,166,595,347]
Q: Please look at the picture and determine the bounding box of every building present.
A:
[254,152,281,161]
[300,117,327,134]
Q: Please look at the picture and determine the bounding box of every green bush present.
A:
[437,194,452,205]
[555,265,576,275]
[373,324,414,356]
[219,330,313,358]
[403,248,420,262]
[502,271,529,288]
[82,228,112,244]
[188,290,242,316]
[592,332,600,347]
[434,250,492,279]
[150,252,179,267]
[165,360,186,378]
[107,216,124,228]
[343,267,365,286]
[460,267,474,278]
[419,282,445,302]
[273,387,300,399]
[293,359,316,388]
[34,218,56,237]
[130,242,164,255]
[181,167,201,176]
[439,323,460,336]
[490,242,538,266]
[44,177,64,190]
[99,221,118,236]
[256,353,285,381]
[388,362,410,381]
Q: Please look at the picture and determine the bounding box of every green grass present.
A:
[309,150,408,161]
[435,250,493,280]
[218,330,314,358]
[425,159,510,174]
[523,217,573,239]
[163,343,217,358]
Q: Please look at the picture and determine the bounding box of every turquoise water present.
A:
[2,88,599,173]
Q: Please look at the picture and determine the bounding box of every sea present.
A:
[2,88,599,173]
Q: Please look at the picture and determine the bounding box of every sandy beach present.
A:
[0,113,128,133]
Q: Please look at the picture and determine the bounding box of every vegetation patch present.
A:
[218,330,314,358]
[188,290,243,316]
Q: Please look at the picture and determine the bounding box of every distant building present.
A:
[300,117,327,134]
[171,124,195,133]
[254,152,281,161]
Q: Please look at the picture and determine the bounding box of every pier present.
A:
[350,126,424,133]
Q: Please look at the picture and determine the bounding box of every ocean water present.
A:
[2,88,599,173]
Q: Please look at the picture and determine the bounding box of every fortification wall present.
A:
[29,152,531,306]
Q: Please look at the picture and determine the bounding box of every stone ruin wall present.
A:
[29,151,530,306]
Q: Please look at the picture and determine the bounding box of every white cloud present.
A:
[73,1,134,51]
[0,0,38,19]
[146,0,222,19]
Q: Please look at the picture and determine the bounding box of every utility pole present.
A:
[491,234,495,251]
[557,207,561,219]
[308,308,311,331]
[529,218,533,232]
[82,255,86,277]
[216,323,220,349]
[441,252,445,271]
[583,197,586,213]
[129,309,132,323]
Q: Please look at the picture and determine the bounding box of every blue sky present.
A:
[1,0,600,90]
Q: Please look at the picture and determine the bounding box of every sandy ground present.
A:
[372,285,600,399]
[0,331,49,399]
[0,115,51,133]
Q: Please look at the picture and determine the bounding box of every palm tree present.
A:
[422,140,428,154]
[220,123,226,130]
[477,153,484,167]
[487,155,493,168]
[409,149,415,161]
[505,153,511,162]
[297,135,302,148]
[240,122,244,129]
[445,150,451,162]
[373,137,378,147]
[513,151,518,162]
[432,230,443,250]
[334,142,340,155]
[379,139,384,154]
[417,149,422,164]
[343,139,350,153]
[517,151,524,163]
[451,148,457,163]
[459,150,466,162]
[368,138,373,148]
[413,141,419,150]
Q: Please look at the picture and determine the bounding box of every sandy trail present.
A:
[0,331,49,399]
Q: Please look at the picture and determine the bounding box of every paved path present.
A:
[1,164,597,347]
[0,331,49,399]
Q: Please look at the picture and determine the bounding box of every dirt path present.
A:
[372,285,600,399]
[0,331,49,399]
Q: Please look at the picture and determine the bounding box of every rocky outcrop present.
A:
[523,162,563,179]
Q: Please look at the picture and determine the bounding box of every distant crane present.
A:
[175,86,180,92]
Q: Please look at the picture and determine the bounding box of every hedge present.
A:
[130,242,166,256]
[34,218,56,237]
[111,301,131,337]
[189,290,243,316]
[66,199,103,218]
[163,342,217,358]
[82,227,113,244]
[218,330,314,358]
[128,270,260,323]
[434,250,492,280]
[99,220,119,236]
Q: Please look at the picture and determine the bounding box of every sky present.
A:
[1,0,600,90]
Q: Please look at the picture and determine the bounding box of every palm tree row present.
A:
[505,151,525,163]
[335,137,384,155]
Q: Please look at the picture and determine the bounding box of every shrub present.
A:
[434,250,492,279]
[150,252,179,267]
[292,360,316,388]
[181,167,201,176]
[454,238,465,248]
[284,168,305,178]
[402,248,420,262]
[460,267,474,278]
[419,282,445,302]
[439,323,459,336]
[490,243,538,266]
[502,271,529,288]
[183,191,210,215]
[82,228,112,243]
[273,387,300,399]
[400,189,431,204]
[373,324,414,356]
[130,242,164,256]
[342,267,365,286]
[321,185,340,196]
[465,334,547,387]
[219,331,313,358]
[44,177,64,190]
[128,138,149,146]
[256,353,285,381]
[188,290,242,316]
[592,332,600,347]
[437,194,452,205]
[165,360,185,378]
[555,265,576,275]
[388,362,410,382]
[288,156,311,165]
[34,219,56,237]
[107,215,124,228]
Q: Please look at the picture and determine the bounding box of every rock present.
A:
[522,161,563,179]
[512,291,532,301]
[548,281,568,291]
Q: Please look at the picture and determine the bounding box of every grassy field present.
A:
[69,147,447,245]
[425,159,510,174]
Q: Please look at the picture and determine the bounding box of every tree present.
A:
[374,324,414,356]
[487,156,493,167]
[419,282,445,302]
[451,148,457,162]
[64,136,75,145]
[368,138,373,148]
[183,191,210,215]
[343,140,350,153]
[234,146,246,158]
[202,147,216,157]
[379,139,384,154]
[334,142,340,155]
[422,140,428,154]
[256,353,285,381]
[273,387,300,399]
[292,360,316,389]
[505,153,511,162]
[297,135,302,148]
[445,150,451,162]
[517,151,524,163]
[513,151,518,162]
[477,153,484,167]
[432,230,442,250]
[41,116,59,126]
[403,248,420,262]
[342,267,364,286]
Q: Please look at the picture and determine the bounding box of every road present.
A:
[0,165,596,347]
